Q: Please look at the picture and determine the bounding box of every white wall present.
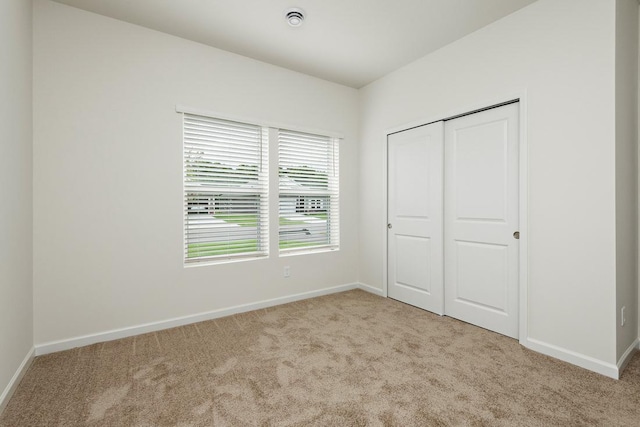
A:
[637,1,640,354]
[29,0,638,377]
[359,0,618,366]
[33,0,359,346]
[0,0,34,408]
[615,0,639,362]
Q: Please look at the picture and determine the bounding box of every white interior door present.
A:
[387,122,444,314]
[444,103,520,338]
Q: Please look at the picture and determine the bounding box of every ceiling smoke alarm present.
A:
[285,8,305,27]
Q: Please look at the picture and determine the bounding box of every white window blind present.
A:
[278,129,339,253]
[183,113,268,263]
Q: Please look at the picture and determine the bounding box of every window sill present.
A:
[184,254,268,268]
[279,246,339,258]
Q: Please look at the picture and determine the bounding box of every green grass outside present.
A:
[188,240,258,257]
[305,213,327,220]
[213,214,257,227]
[188,239,323,258]
[211,214,311,227]
[279,217,306,225]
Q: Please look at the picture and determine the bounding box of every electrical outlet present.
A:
[621,306,626,327]
[284,266,290,278]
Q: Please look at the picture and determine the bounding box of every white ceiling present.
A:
[51,0,537,88]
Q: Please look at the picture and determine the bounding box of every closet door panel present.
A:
[444,103,520,338]
[387,122,444,314]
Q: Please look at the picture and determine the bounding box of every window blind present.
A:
[183,113,268,263]
[278,129,339,253]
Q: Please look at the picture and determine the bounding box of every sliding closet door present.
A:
[444,103,520,338]
[387,122,444,314]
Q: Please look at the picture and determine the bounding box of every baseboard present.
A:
[617,337,639,375]
[523,338,619,379]
[35,283,361,356]
[356,283,623,379]
[0,347,35,414]
[357,282,385,297]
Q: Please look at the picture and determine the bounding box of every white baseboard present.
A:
[523,338,619,379]
[35,283,363,356]
[617,337,639,375]
[357,282,385,296]
[356,281,626,380]
[0,347,35,415]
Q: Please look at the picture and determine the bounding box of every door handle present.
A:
[388,223,393,229]
[513,231,520,240]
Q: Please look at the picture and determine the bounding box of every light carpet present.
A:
[1,290,639,426]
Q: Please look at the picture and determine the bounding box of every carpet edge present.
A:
[34,283,361,356]
[0,346,34,415]
[617,337,640,375]
[357,282,384,297]
[524,337,619,379]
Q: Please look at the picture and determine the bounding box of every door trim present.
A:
[382,91,529,344]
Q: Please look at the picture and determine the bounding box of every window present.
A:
[181,108,340,263]
[183,113,268,263]
[278,129,339,253]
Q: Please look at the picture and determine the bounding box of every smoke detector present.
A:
[285,8,305,27]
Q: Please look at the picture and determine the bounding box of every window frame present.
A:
[278,129,340,255]
[182,113,269,264]
[178,105,342,265]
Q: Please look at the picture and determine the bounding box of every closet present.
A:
[387,102,520,338]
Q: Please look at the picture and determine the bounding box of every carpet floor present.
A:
[1,289,639,426]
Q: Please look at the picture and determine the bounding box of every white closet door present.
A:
[387,122,444,314]
[444,103,519,338]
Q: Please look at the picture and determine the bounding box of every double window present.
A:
[182,112,339,263]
